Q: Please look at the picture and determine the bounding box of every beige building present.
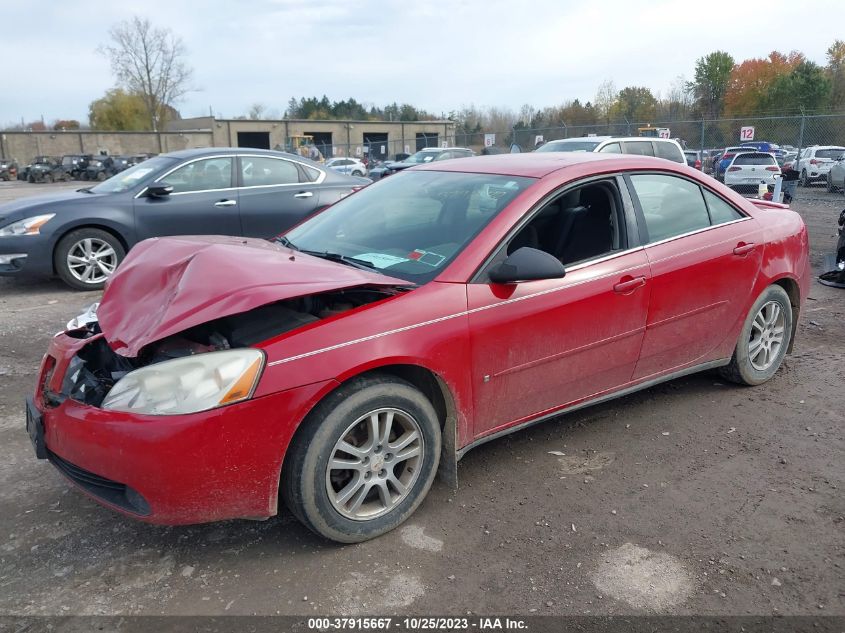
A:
[169,117,457,160]
[0,117,456,164]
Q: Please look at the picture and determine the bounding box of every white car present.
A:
[796,145,845,187]
[324,157,368,177]
[724,152,780,192]
[535,136,685,164]
[826,151,845,193]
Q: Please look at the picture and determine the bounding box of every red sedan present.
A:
[27,153,811,542]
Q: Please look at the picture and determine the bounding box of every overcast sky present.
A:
[2,0,842,125]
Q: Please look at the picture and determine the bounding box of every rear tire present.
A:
[719,285,793,386]
[351,170,363,177]
[281,374,441,543]
[827,173,835,193]
[800,170,809,187]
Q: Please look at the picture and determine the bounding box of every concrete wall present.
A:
[0,117,457,162]
[0,130,214,163]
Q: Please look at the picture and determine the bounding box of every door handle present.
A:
[214,199,237,207]
[613,275,646,294]
[733,242,756,256]
[294,191,314,199]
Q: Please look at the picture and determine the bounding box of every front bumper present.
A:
[0,234,53,276]
[32,332,336,524]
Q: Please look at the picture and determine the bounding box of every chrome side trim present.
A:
[643,217,751,250]
[456,357,731,459]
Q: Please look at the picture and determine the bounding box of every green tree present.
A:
[766,60,831,112]
[687,51,735,119]
[610,86,658,122]
[88,89,151,130]
[827,40,845,109]
[52,119,81,130]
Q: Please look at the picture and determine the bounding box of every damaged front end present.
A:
[818,208,845,289]
[56,286,402,412]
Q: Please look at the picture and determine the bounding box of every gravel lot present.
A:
[0,179,843,617]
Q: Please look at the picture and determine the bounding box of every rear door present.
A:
[626,173,763,379]
[133,156,241,240]
[236,154,324,237]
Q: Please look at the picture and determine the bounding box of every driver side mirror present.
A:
[147,182,173,197]
[488,247,566,284]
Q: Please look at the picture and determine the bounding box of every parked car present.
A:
[0,148,370,290]
[826,151,845,193]
[535,136,685,164]
[0,159,18,181]
[27,156,69,183]
[325,157,367,177]
[713,146,760,182]
[85,155,120,181]
[25,152,810,542]
[723,152,781,193]
[818,207,845,288]
[60,155,93,180]
[684,150,702,170]
[368,147,474,180]
[796,145,845,187]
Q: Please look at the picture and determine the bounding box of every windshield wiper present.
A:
[276,235,298,250]
[300,249,375,270]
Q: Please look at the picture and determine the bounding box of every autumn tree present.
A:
[52,120,80,130]
[687,51,734,119]
[594,80,617,124]
[99,17,193,131]
[724,52,802,116]
[89,89,156,130]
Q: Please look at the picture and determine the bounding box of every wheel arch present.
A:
[280,362,460,496]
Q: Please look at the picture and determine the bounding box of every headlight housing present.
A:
[66,302,99,331]
[0,213,55,236]
[102,349,265,415]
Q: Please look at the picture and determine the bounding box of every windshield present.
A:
[402,151,441,164]
[89,155,177,193]
[284,171,535,284]
[535,140,601,153]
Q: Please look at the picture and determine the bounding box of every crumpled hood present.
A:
[98,235,409,357]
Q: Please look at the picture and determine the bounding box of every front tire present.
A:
[719,285,793,386]
[800,170,809,187]
[827,173,835,193]
[282,374,441,543]
[54,228,125,291]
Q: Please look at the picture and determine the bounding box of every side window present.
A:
[630,174,710,242]
[703,189,744,224]
[655,141,683,163]
[505,181,623,267]
[624,141,654,157]
[301,165,322,183]
[599,142,622,154]
[164,157,233,193]
[241,156,298,187]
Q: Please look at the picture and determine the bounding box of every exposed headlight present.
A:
[0,214,55,236]
[66,302,99,331]
[102,349,265,415]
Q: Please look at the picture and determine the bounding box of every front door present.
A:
[133,156,241,240]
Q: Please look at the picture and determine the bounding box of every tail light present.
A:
[728,166,741,172]
[694,159,702,170]
[809,159,818,165]
[765,166,779,172]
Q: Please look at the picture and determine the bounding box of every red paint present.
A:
[33,154,810,525]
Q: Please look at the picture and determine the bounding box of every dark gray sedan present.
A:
[0,148,369,289]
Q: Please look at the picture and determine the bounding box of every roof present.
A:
[412,152,680,178]
[159,147,324,169]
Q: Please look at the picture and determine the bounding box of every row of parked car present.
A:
[0,153,156,184]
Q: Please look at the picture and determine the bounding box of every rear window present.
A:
[624,141,655,157]
[816,148,845,159]
[655,142,683,162]
[734,153,776,166]
[535,140,601,153]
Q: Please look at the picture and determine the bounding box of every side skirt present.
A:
[456,358,731,460]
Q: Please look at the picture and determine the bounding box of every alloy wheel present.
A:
[748,300,786,371]
[66,237,118,284]
[326,407,423,520]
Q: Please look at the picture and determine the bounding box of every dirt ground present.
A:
[0,179,842,617]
